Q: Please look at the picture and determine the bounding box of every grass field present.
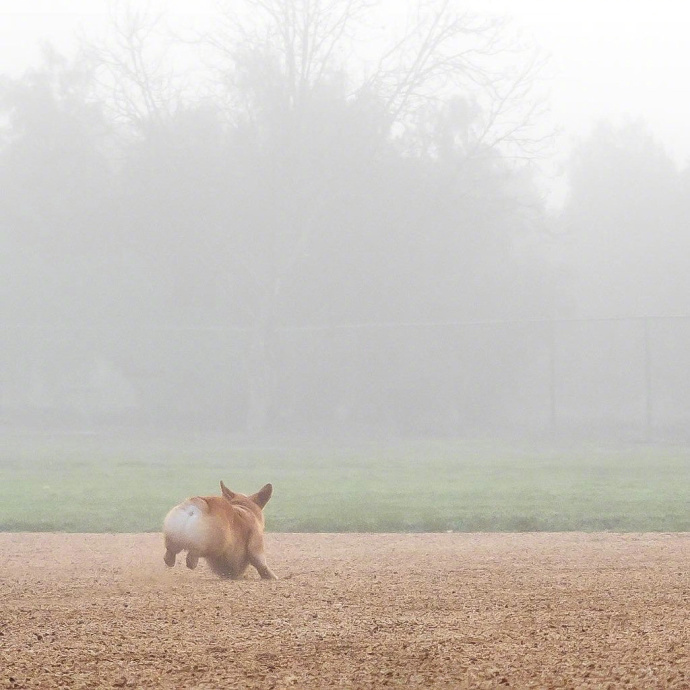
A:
[1,434,688,532]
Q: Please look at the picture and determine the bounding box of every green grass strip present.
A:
[1,436,688,532]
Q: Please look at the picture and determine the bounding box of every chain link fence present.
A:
[2,317,690,438]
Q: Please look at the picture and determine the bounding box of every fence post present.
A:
[643,318,652,439]
[549,319,557,431]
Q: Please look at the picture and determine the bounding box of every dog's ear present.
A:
[220,481,237,501]
[249,483,272,508]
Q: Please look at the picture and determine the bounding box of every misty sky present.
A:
[1,0,689,169]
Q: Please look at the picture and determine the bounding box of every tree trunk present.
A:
[245,305,276,436]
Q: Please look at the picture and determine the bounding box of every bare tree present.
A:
[201,0,550,433]
[203,1,389,432]
[208,0,549,153]
[207,0,373,113]
[85,2,183,136]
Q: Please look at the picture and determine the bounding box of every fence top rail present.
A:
[286,315,690,331]
[3,315,690,333]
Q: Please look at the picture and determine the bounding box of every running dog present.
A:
[163,481,277,580]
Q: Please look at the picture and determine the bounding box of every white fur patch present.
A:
[163,500,207,550]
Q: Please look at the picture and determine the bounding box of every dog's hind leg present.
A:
[251,554,277,580]
[248,534,277,580]
[164,536,182,567]
[186,552,199,569]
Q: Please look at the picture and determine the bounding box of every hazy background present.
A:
[2,0,690,441]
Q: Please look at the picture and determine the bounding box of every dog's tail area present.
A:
[163,497,210,551]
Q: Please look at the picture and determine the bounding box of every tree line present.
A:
[1,1,689,435]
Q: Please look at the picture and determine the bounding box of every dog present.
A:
[163,481,277,580]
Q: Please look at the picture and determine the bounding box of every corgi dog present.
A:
[163,481,277,580]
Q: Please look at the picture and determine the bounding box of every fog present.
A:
[2,0,690,440]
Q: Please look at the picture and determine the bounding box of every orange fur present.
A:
[163,481,276,580]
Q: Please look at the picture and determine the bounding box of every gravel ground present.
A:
[0,532,688,688]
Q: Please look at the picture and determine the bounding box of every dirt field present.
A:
[0,533,688,689]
